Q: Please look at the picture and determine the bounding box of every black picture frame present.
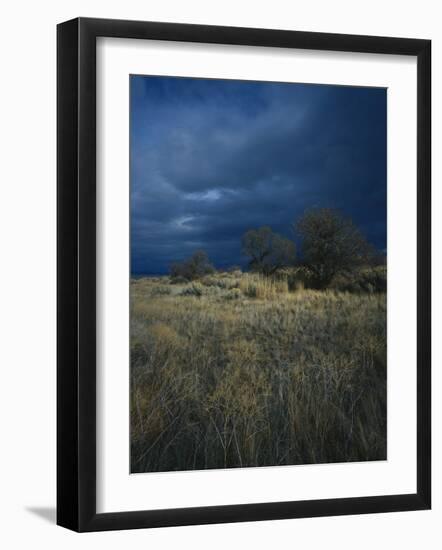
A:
[57,17,431,532]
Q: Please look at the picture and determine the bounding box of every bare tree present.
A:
[242,226,296,276]
[170,250,215,281]
[296,208,374,288]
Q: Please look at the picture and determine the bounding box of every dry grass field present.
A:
[130,270,386,473]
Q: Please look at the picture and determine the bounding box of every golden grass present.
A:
[130,272,386,472]
[239,273,289,299]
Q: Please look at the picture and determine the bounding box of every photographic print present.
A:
[130,75,387,474]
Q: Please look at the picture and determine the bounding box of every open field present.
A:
[130,271,386,473]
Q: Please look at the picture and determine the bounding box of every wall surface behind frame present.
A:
[0,0,439,548]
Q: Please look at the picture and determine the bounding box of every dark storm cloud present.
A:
[130,76,386,274]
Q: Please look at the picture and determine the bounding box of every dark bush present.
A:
[331,266,387,293]
[170,250,215,281]
[242,226,296,276]
[296,208,375,289]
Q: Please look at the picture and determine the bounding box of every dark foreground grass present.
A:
[130,272,386,473]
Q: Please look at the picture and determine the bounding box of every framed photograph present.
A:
[57,17,431,532]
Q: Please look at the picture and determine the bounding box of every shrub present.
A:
[280,266,316,291]
[170,250,215,281]
[201,275,240,290]
[179,282,205,297]
[150,285,172,296]
[331,266,387,293]
[296,208,375,288]
[223,288,242,300]
[169,275,188,285]
[201,276,222,287]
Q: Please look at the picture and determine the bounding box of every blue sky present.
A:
[130,75,386,275]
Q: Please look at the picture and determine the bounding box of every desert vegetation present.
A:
[130,209,386,472]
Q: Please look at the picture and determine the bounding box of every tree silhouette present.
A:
[170,250,215,280]
[242,226,296,276]
[296,208,374,288]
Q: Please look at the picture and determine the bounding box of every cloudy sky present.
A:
[130,75,386,275]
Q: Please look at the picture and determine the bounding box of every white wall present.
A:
[0,1,440,548]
